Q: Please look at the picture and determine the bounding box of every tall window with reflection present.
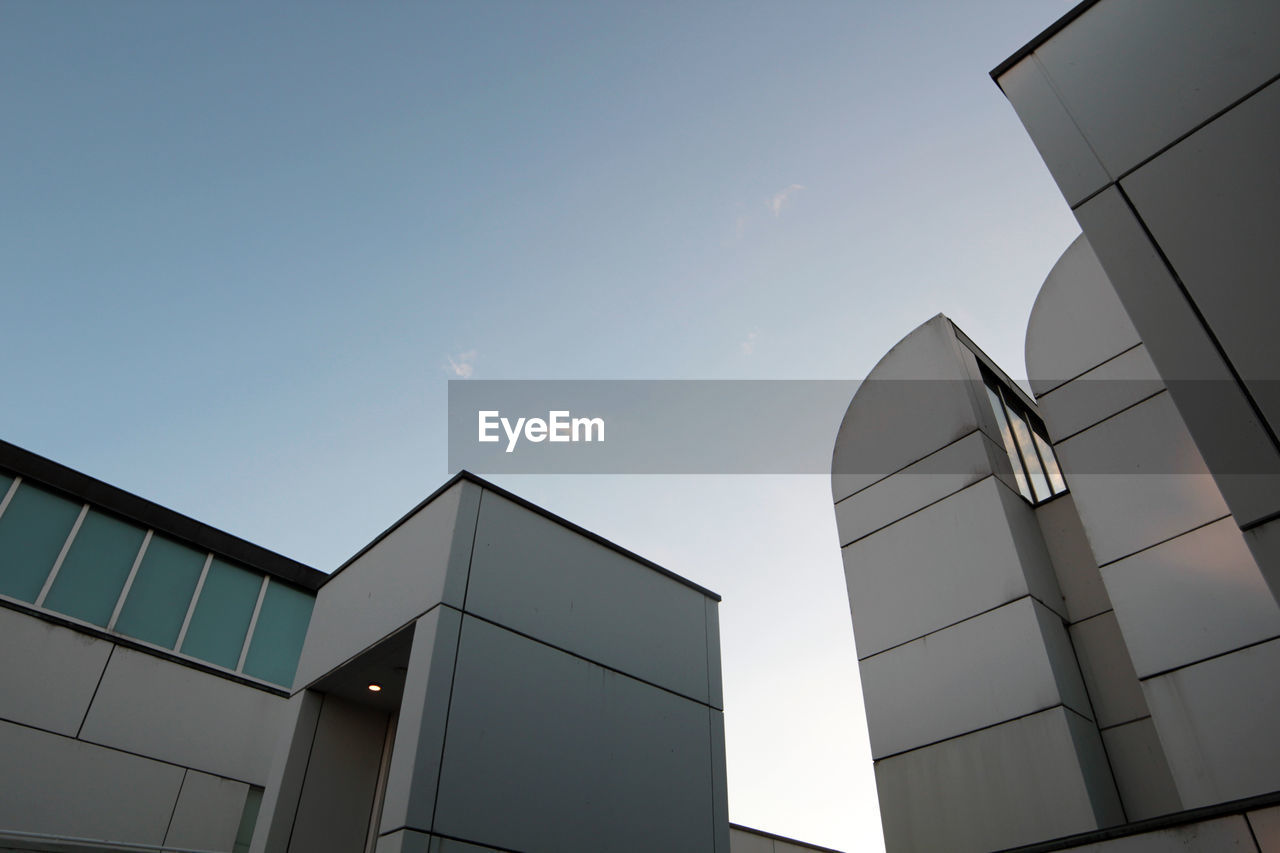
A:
[980,366,1067,505]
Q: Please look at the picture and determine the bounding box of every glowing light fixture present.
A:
[367,683,382,693]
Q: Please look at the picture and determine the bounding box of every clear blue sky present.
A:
[2,2,1080,849]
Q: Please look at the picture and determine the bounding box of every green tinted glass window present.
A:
[242,580,314,687]
[181,558,261,669]
[44,510,147,626]
[0,482,82,602]
[115,534,206,648]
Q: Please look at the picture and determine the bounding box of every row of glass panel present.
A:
[980,368,1069,505]
[0,472,313,687]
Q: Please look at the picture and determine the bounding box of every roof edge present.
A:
[327,470,721,602]
[990,0,1101,81]
[0,439,325,591]
[729,823,846,853]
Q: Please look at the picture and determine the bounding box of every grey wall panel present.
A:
[431,837,504,853]
[1248,806,1280,853]
[773,839,833,853]
[1244,520,1280,608]
[1055,393,1230,566]
[705,599,723,711]
[288,696,389,853]
[1103,518,1280,678]
[295,481,478,691]
[1035,494,1111,623]
[873,707,1112,853]
[165,770,250,852]
[995,59,1111,208]
[832,316,982,502]
[252,690,323,853]
[860,598,1087,759]
[1063,707,1127,830]
[1033,599,1094,721]
[1068,815,1256,852]
[1122,79,1280,437]
[294,481,481,686]
[0,719,183,845]
[375,829,431,853]
[379,607,460,837]
[710,709,730,853]
[1033,0,1280,178]
[833,432,1004,547]
[465,491,710,703]
[433,616,716,853]
[728,828,775,853]
[996,480,1067,619]
[1036,346,1162,443]
[79,646,289,784]
[1074,186,1280,529]
[1100,717,1181,822]
[1070,612,1146,730]
[1025,235,1141,397]
[842,478,1050,658]
[1143,637,1280,807]
[0,606,112,736]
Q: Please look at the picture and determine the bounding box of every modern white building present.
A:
[0,439,792,853]
[833,1,1280,850]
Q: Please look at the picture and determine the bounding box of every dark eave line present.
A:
[990,0,1102,82]
[0,438,325,591]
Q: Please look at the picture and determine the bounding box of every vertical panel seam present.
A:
[428,607,467,838]
[460,487,484,613]
[1113,183,1280,454]
[1060,609,1129,824]
[1030,52,1111,187]
[162,768,190,847]
[285,694,326,853]
[707,705,720,853]
[76,643,114,739]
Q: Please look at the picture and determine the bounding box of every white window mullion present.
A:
[175,554,214,652]
[108,529,153,631]
[36,503,89,607]
[0,476,21,522]
[236,575,271,672]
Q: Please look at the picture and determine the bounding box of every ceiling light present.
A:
[367,683,382,693]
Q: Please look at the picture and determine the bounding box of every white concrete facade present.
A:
[0,446,740,853]
[254,476,729,853]
[835,3,1280,850]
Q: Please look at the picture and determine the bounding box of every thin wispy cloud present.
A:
[740,331,758,356]
[445,350,477,379]
[767,184,805,217]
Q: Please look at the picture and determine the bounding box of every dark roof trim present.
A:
[990,0,1101,81]
[948,321,1042,414]
[993,788,1280,853]
[327,470,722,601]
[0,439,325,591]
[729,823,845,853]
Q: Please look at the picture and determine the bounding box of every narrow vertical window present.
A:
[980,367,1067,505]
